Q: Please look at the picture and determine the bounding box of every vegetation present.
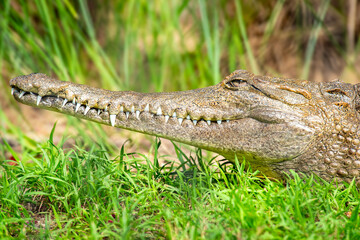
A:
[0,1,359,239]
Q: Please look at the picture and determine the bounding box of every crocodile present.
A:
[9,70,360,184]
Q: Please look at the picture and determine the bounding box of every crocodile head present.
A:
[10,70,360,182]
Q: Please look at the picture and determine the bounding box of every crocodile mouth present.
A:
[11,86,234,127]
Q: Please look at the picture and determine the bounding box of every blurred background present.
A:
[1,0,360,158]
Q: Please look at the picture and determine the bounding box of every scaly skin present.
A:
[9,70,360,184]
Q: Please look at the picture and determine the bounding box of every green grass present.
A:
[1,125,360,239]
[1,1,360,239]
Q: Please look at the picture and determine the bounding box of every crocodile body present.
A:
[10,70,360,184]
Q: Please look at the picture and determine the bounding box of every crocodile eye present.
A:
[224,78,247,90]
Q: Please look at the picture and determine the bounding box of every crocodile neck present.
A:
[10,70,360,184]
[274,106,360,182]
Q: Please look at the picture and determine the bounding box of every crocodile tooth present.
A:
[97,109,101,115]
[84,105,90,115]
[193,120,197,125]
[156,107,162,116]
[105,106,108,112]
[217,120,222,125]
[178,118,183,125]
[75,103,81,112]
[36,95,42,106]
[120,106,124,112]
[19,90,25,98]
[11,88,14,95]
[144,104,149,112]
[172,112,177,118]
[164,115,169,123]
[186,115,191,120]
[126,112,130,119]
[131,106,135,113]
[226,120,230,123]
[30,92,35,96]
[62,99,68,107]
[207,120,211,125]
[72,98,76,104]
[136,110,140,119]
[110,114,116,127]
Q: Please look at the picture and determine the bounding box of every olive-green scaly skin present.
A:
[10,70,360,184]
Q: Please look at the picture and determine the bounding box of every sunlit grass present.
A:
[1,125,360,238]
[1,0,360,238]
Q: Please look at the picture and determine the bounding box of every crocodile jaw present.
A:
[10,72,320,178]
